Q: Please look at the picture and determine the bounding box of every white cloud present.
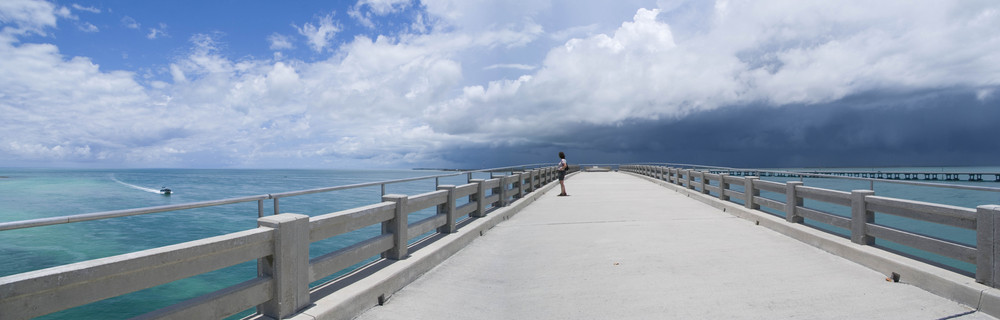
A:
[121,16,139,29]
[295,13,341,53]
[484,64,535,71]
[422,0,1000,144]
[78,21,98,32]
[2,0,1000,168]
[71,4,100,14]
[0,0,61,36]
[268,33,294,50]
[349,0,412,29]
[357,0,412,15]
[147,23,167,39]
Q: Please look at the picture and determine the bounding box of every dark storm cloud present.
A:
[443,88,1000,169]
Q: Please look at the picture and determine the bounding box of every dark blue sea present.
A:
[1,167,999,319]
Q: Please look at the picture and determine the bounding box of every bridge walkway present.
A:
[353,172,994,319]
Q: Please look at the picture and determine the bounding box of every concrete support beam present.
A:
[382,194,409,260]
[850,190,876,245]
[977,205,1000,287]
[785,181,804,223]
[256,213,311,319]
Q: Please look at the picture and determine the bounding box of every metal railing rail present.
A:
[0,164,553,232]
[633,162,1000,193]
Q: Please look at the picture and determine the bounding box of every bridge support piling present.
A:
[851,190,876,245]
[785,181,804,223]
[382,195,409,260]
[977,205,1000,287]
[256,213,311,319]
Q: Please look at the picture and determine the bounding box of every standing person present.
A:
[558,152,568,196]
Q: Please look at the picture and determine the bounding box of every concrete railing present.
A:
[0,166,574,319]
[621,164,1000,288]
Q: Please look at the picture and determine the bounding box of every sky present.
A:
[1,0,999,169]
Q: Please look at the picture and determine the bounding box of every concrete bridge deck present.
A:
[353,172,995,319]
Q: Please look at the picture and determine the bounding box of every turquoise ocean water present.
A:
[0,168,485,319]
[1,167,999,319]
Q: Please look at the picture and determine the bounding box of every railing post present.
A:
[497,176,508,207]
[850,190,876,245]
[534,169,541,189]
[527,170,535,191]
[470,179,487,218]
[257,213,311,319]
[518,172,526,197]
[977,205,1000,287]
[744,177,759,210]
[258,199,264,218]
[700,172,711,195]
[685,169,693,189]
[718,174,730,201]
[382,194,409,260]
[785,181,804,223]
[437,185,457,233]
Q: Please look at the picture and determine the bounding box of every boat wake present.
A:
[111,174,167,194]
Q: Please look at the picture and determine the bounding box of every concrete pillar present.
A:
[744,177,760,210]
[684,169,693,189]
[532,169,539,190]
[497,176,508,207]
[514,173,524,200]
[470,179,487,218]
[850,190,876,245]
[257,214,311,319]
[700,172,711,195]
[785,181,804,223]
[437,185,457,233]
[382,194,409,259]
[977,205,1000,287]
[718,174,730,201]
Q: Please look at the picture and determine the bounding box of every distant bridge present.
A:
[711,169,1000,181]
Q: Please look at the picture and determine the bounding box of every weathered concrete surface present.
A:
[354,172,996,320]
